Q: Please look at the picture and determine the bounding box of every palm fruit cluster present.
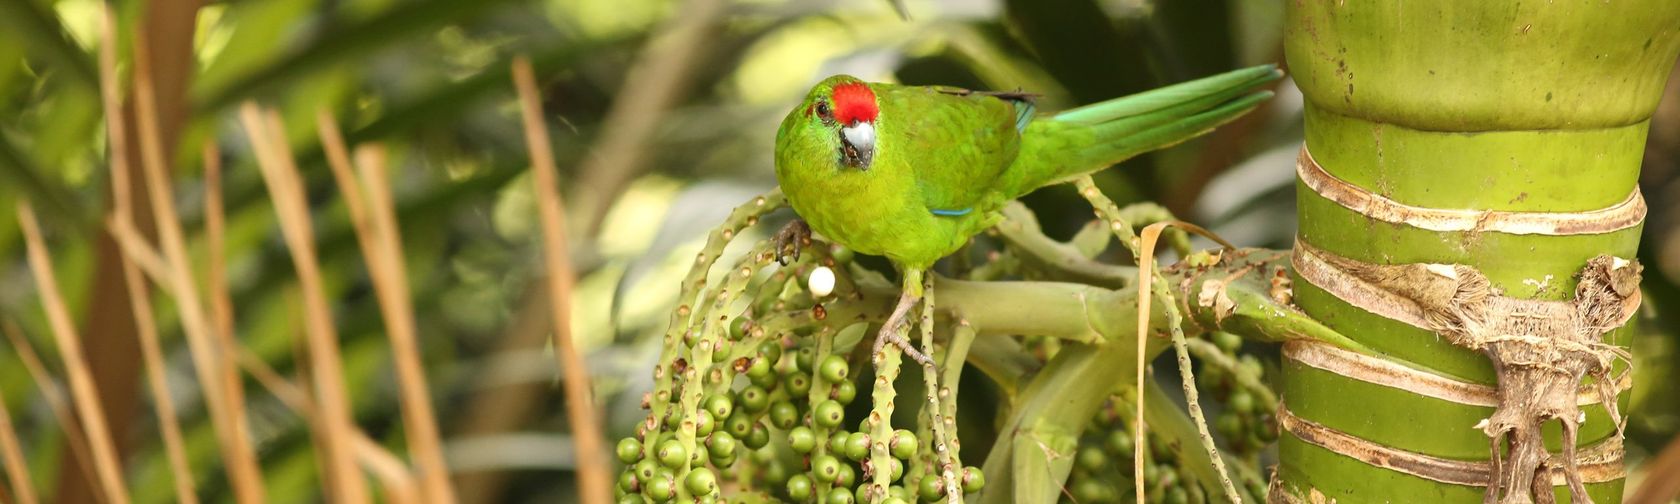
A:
[618,212,979,503]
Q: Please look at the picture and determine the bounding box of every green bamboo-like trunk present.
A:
[1279,2,1680,503]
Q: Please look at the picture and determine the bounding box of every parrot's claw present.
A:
[774,218,812,266]
[872,288,937,368]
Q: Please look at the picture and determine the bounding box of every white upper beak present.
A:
[841,121,875,152]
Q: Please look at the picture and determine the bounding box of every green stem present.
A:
[918,279,960,503]
[1075,175,1241,503]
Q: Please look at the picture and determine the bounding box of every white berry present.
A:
[808,266,836,298]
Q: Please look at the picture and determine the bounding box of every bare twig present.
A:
[572,0,726,236]
[199,140,262,504]
[233,329,420,504]
[0,321,98,501]
[919,280,961,503]
[101,9,197,501]
[354,434,420,504]
[133,29,268,503]
[1075,176,1240,503]
[318,109,455,503]
[240,104,369,503]
[16,203,131,504]
[0,381,36,504]
[511,56,611,504]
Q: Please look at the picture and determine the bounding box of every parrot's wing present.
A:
[881,85,1028,217]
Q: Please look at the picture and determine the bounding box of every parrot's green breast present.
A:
[774,81,1022,269]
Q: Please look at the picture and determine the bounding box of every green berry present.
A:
[709,449,736,469]
[1072,480,1110,503]
[644,470,675,502]
[1228,389,1256,414]
[961,466,985,493]
[785,373,812,397]
[730,317,750,340]
[1239,355,1264,378]
[747,357,774,383]
[763,459,788,485]
[1158,465,1180,487]
[758,341,783,366]
[685,467,719,495]
[616,437,642,464]
[832,380,857,404]
[889,430,917,460]
[828,431,850,454]
[712,339,733,363]
[1216,412,1244,440]
[834,463,856,488]
[1167,485,1189,504]
[826,488,855,504]
[795,347,815,372]
[1077,446,1106,471]
[739,385,770,413]
[618,470,638,493]
[843,432,870,461]
[814,400,845,428]
[831,245,854,264]
[745,422,771,449]
[1213,331,1243,353]
[769,401,799,429]
[695,410,716,437]
[818,355,849,383]
[1256,413,1280,442]
[1151,434,1177,463]
[918,475,944,501]
[725,413,755,438]
[1105,429,1134,457]
[656,439,686,469]
[704,394,735,420]
[812,455,842,483]
[1198,363,1228,390]
[884,457,904,481]
[786,474,813,500]
[789,426,817,453]
[706,431,737,460]
[635,459,658,481]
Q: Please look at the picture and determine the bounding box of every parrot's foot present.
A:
[773,218,812,266]
[873,288,936,367]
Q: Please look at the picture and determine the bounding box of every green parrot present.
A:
[772,65,1281,364]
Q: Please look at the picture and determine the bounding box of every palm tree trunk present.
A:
[1277,2,1680,502]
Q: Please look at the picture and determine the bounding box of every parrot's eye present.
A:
[815,101,833,122]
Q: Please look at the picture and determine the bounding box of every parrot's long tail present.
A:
[1002,64,1282,199]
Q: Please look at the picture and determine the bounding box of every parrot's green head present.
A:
[777,75,880,171]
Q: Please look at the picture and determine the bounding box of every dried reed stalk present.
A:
[0,322,97,501]
[317,111,453,503]
[16,203,131,503]
[239,104,368,503]
[99,8,198,501]
[132,29,267,503]
[511,56,610,504]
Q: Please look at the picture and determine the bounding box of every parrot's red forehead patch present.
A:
[831,82,878,125]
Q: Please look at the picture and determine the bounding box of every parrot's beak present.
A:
[839,121,875,170]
